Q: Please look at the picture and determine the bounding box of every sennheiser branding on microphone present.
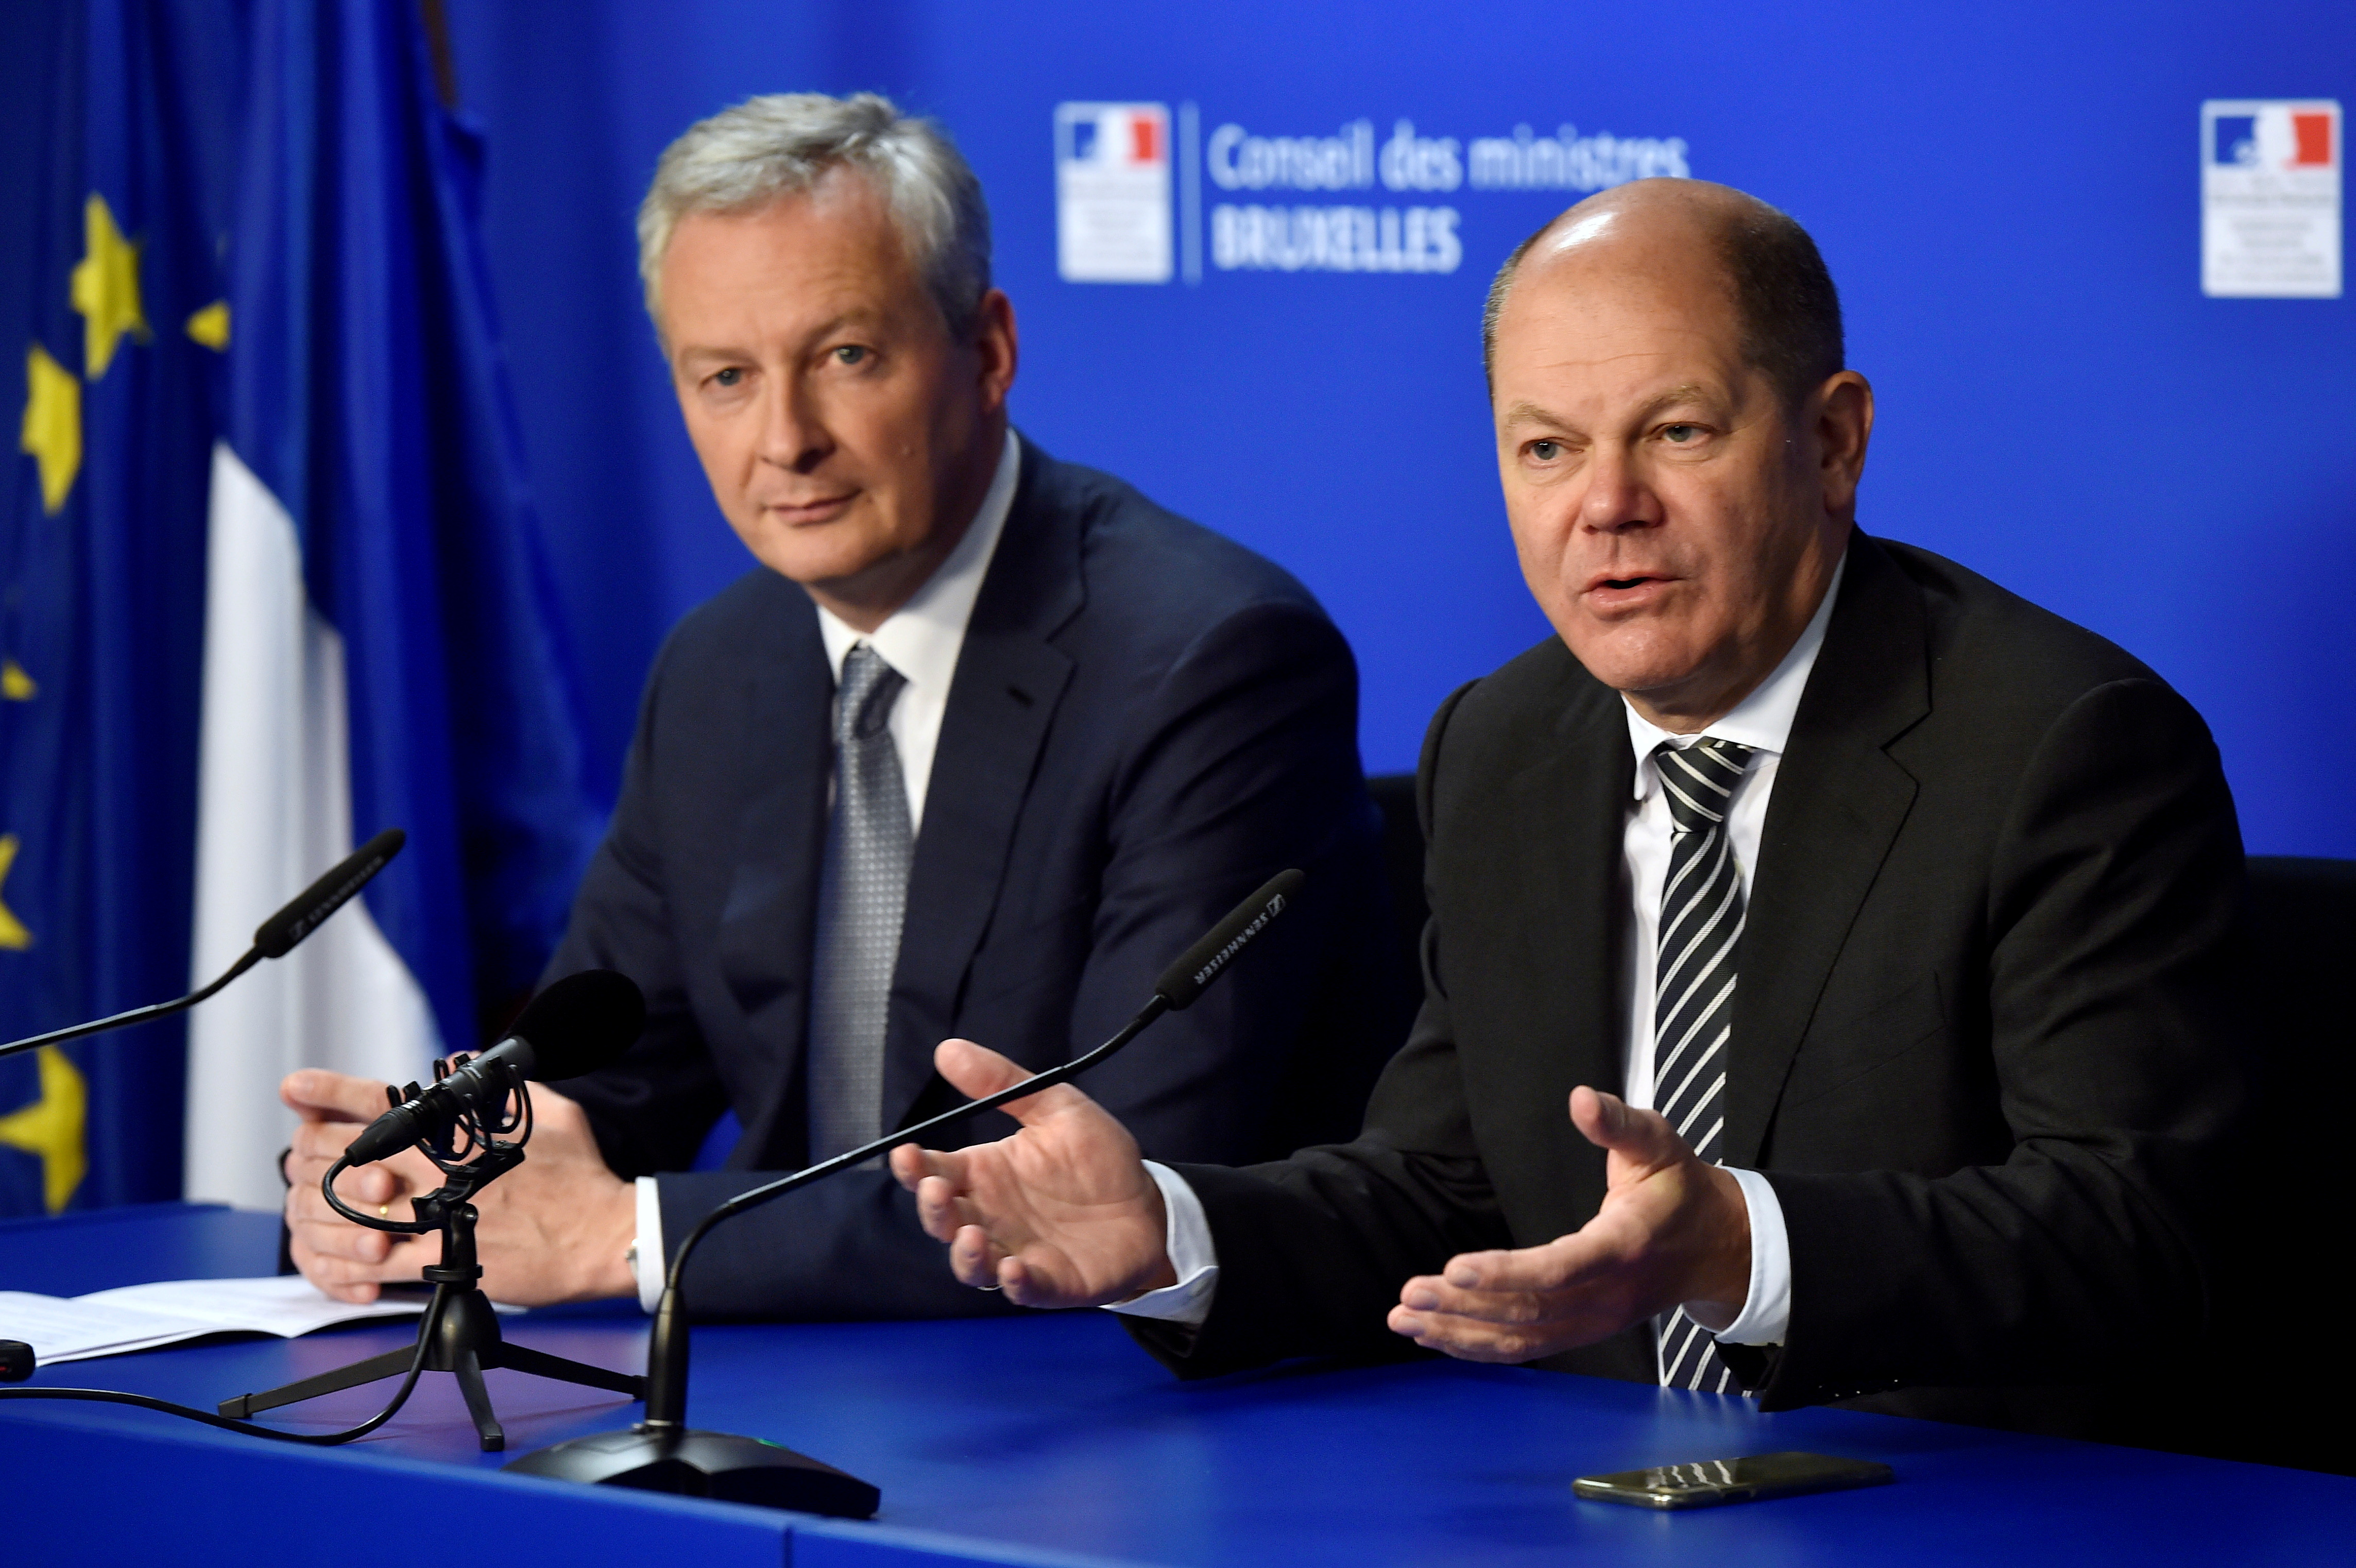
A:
[1190,892,1285,989]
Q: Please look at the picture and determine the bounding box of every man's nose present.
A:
[755,377,831,472]
[1577,447,1662,534]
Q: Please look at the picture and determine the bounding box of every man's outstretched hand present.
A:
[1387,1086,1752,1364]
[889,1039,1176,1309]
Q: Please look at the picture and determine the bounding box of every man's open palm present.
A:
[889,1038,1174,1308]
[1387,1086,1752,1362]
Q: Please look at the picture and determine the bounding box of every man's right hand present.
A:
[888,1038,1177,1309]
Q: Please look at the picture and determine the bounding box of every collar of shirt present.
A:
[814,427,1021,830]
[816,427,1020,688]
[1623,547,1848,797]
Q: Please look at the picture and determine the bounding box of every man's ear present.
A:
[971,289,1019,412]
[1814,370,1874,515]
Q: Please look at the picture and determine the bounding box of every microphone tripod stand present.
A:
[219,1064,646,1452]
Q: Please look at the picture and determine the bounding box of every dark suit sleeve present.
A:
[1738,677,2247,1407]
[1055,597,1394,1165]
[542,646,730,1179]
[648,595,1409,1321]
[1126,679,1514,1375]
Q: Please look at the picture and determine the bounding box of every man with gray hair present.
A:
[277,93,1407,1318]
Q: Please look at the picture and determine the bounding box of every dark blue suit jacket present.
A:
[548,437,1410,1318]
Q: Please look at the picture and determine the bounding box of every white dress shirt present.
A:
[1116,553,1850,1370]
[629,430,1021,1309]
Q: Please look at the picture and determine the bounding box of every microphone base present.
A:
[506,1425,880,1518]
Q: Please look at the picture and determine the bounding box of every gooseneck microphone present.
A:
[341,968,646,1167]
[506,868,1306,1516]
[0,827,407,1062]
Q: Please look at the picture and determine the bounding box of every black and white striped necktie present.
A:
[1651,735,1755,1394]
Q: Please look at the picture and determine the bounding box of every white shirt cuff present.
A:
[632,1176,665,1314]
[1100,1161,1220,1326]
[1701,1166,1791,1346]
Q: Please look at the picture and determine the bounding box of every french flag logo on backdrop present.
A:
[1066,105,1167,171]
[1054,103,1173,284]
[2212,104,2337,171]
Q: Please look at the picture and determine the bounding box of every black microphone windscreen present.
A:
[1153,869,1305,1011]
[507,969,645,1080]
[252,828,407,960]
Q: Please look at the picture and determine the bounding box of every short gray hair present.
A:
[638,92,992,337]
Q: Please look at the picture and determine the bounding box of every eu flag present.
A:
[1,0,603,1217]
[0,0,245,1215]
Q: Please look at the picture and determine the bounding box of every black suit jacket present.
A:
[1133,532,2246,1419]
[550,437,1409,1318]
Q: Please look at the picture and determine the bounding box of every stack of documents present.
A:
[0,1276,476,1365]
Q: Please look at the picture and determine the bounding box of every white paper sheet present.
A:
[0,1276,493,1366]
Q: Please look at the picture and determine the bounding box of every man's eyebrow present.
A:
[1641,383,1717,415]
[1499,400,1570,429]
[670,311,884,363]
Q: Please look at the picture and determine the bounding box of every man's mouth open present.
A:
[1584,573,1674,610]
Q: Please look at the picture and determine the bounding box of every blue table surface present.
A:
[2,1203,2349,1567]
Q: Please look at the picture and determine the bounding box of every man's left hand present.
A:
[1387,1086,1751,1363]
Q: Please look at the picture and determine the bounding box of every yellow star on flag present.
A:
[70,193,147,380]
[0,1045,88,1213]
[0,833,30,949]
[20,344,79,515]
[185,300,229,351]
[0,659,32,701]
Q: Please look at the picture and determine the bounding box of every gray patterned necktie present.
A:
[807,643,912,1162]
[1649,735,1756,1394]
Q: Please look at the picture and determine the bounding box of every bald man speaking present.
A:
[887,179,2247,1427]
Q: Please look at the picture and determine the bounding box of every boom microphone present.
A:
[344,969,646,1166]
[0,828,408,1062]
[506,868,1308,1517]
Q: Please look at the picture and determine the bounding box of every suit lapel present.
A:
[1724,533,1929,1168]
[882,438,1080,1128]
[713,588,833,1166]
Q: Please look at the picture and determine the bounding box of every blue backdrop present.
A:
[450,2,2349,854]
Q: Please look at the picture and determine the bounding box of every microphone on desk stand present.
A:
[0,827,408,1062]
[504,867,1309,1519]
[0,968,651,1451]
[213,969,654,1453]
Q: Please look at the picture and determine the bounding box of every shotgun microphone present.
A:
[506,868,1308,1516]
[343,969,645,1166]
[0,828,407,1062]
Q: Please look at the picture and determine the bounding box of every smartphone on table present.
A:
[1573,1451,1894,1509]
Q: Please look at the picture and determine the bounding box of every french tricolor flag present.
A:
[2213,104,2338,171]
[185,0,599,1211]
[1069,105,1167,170]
